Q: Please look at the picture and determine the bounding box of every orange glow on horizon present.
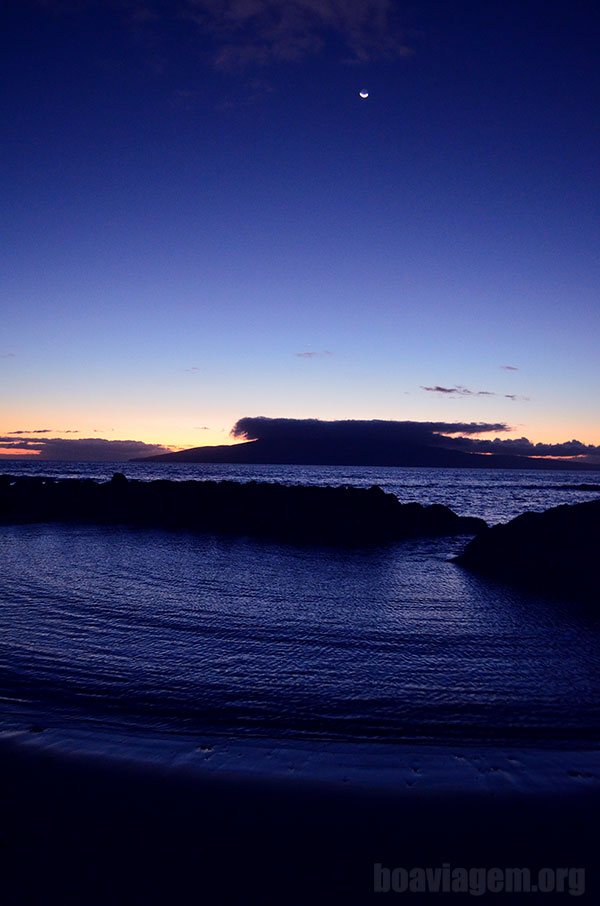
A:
[1,411,600,454]
[0,448,38,457]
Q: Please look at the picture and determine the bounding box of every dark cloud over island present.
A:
[232,416,510,444]
[449,435,600,460]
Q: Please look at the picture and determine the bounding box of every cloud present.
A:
[186,366,202,373]
[421,385,494,396]
[0,437,172,461]
[421,386,464,395]
[500,365,519,371]
[1,353,16,359]
[295,350,332,359]
[7,428,81,435]
[184,0,411,70]
[421,385,529,401]
[195,425,210,430]
[32,0,411,69]
[448,435,600,461]
[232,416,509,444]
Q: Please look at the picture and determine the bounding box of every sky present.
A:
[2,0,599,458]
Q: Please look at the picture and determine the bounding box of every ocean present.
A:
[1,463,600,752]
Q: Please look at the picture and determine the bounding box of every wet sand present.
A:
[1,734,598,904]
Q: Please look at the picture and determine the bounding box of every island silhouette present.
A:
[135,417,600,471]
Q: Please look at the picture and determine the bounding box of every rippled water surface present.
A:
[2,521,600,745]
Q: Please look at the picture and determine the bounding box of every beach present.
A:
[2,729,598,903]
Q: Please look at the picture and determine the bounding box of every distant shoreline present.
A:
[2,456,600,472]
[134,440,600,471]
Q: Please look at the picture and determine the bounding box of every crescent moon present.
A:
[359,90,369,99]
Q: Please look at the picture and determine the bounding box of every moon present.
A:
[359,90,369,99]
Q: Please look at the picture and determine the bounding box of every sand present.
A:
[1,730,599,904]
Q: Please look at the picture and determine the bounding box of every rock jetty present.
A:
[0,474,486,545]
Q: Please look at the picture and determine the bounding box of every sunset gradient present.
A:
[2,1,599,458]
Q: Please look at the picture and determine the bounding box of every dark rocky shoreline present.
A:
[0,474,486,545]
[456,498,600,600]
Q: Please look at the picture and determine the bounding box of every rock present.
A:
[0,475,486,545]
[455,499,600,600]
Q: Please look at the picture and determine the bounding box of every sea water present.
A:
[1,464,599,748]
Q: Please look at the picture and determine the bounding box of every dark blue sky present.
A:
[2,0,599,454]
